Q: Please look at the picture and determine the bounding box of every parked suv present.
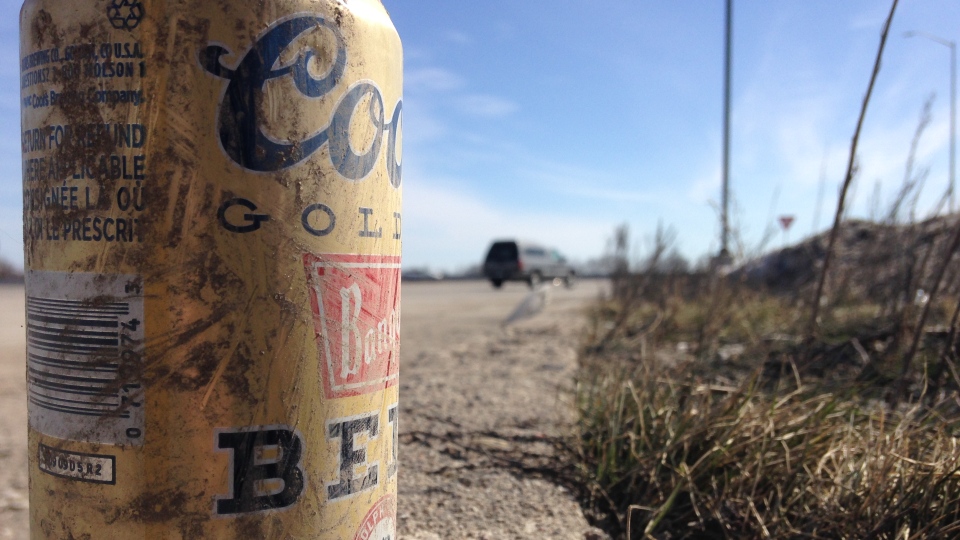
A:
[482,239,575,289]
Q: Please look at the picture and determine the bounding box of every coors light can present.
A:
[20,0,402,537]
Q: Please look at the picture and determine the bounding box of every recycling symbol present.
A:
[107,0,144,31]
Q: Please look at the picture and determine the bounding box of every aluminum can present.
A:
[20,0,402,537]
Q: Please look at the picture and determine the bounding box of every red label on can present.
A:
[303,254,401,399]
[354,494,397,540]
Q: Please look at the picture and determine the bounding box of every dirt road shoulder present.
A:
[0,286,29,539]
[399,280,608,539]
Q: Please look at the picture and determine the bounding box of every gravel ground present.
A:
[0,280,608,538]
[398,280,609,539]
[0,286,28,539]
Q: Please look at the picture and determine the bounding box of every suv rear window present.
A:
[485,242,518,263]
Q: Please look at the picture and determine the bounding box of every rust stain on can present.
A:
[20,0,403,537]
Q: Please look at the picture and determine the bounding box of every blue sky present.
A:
[2,1,958,272]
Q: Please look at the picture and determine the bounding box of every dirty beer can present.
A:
[20,0,402,537]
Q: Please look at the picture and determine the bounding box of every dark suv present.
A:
[482,240,575,289]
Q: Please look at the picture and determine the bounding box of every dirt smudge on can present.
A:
[29,9,55,48]
[108,489,207,538]
[232,515,267,539]
[163,182,191,248]
[168,341,222,391]
[37,513,93,540]
[223,342,258,399]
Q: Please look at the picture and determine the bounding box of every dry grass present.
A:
[576,298,960,538]
[574,224,960,538]
[577,363,960,539]
[575,214,960,537]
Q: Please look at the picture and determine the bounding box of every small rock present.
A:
[717,343,745,362]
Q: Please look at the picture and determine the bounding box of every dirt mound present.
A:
[737,216,960,300]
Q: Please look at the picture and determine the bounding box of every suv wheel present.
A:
[491,279,503,289]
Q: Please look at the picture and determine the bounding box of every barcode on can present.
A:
[26,271,144,445]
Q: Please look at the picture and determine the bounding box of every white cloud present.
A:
[444,31,471,45]
[401,178,615,271]
[400,96,449,145]
[855,114,951,211]
[514,159,664,205]
[405,67,464,93]
[688,166,721,205]
[849,5,892,31]
[455,94,519,118]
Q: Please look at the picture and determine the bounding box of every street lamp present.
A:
[905,30,956,213]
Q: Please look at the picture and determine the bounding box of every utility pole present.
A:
[720,0,733,260]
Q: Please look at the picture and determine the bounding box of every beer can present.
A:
[20,0,402,537]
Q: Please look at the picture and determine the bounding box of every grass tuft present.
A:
[575,274,960,539]
[577,345,960,538]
